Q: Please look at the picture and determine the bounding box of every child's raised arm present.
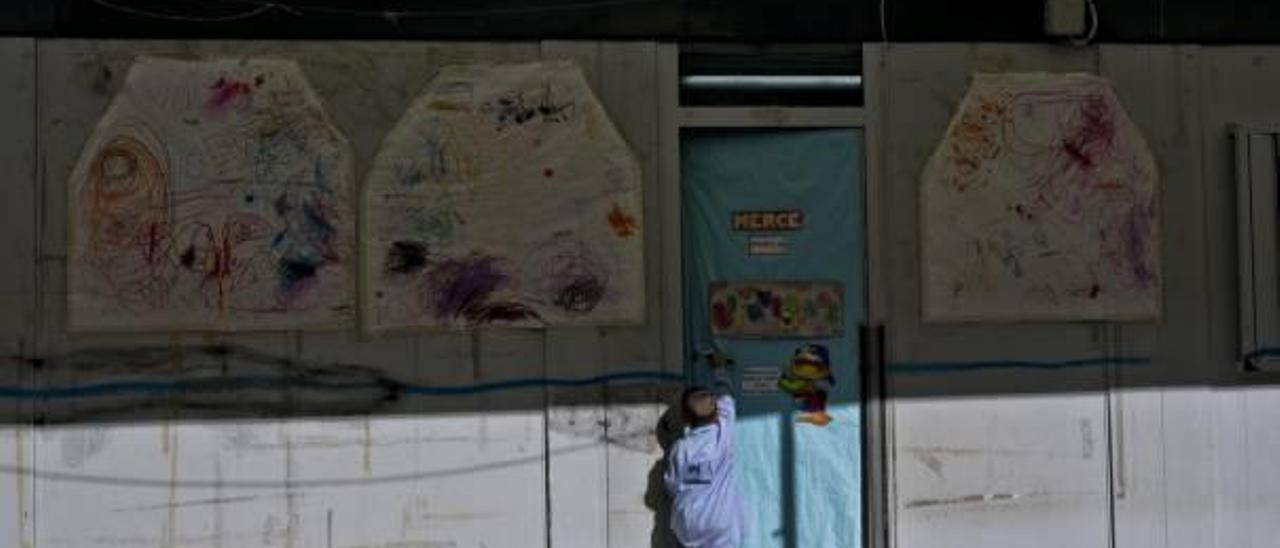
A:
[710,360,736,424]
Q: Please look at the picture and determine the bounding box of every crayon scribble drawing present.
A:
[708,281,843,338]
[68,58,355,330]
[921,73,1160,321]
[364,61,644,330]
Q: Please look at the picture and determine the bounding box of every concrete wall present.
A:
[3,38,1280,548]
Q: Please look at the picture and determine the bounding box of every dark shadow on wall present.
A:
[0,343,683,425]
[645,405,682,548]
[0,338,1273,426]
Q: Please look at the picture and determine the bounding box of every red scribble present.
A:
[174,211,277,313]
[1056,94,1114,173]
[1004,88,1155,289]
[82,132,175,310]
[607,203,638,238]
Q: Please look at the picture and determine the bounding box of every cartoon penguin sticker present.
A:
[777,343,835,426]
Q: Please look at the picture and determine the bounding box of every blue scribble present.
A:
[270,191,340,299]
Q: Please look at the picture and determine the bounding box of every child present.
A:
[664,358,744,548]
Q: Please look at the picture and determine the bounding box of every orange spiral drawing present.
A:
[81,132,175,308]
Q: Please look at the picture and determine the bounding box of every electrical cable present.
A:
[92,0,656,23]
[879,0,889,42]
[91,0,283,22]
[1070,0,1100,47]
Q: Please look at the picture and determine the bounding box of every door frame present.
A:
[656,42,890,548]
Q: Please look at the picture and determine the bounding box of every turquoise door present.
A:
[682,129,864,548]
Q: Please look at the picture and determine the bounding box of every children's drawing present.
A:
[921,73,1160,321]
[708,281,842,338]
[777,343,834,426]
[68,58,355,331]
[364,61,644,330]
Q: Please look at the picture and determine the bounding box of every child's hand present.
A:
[699,349,735,370]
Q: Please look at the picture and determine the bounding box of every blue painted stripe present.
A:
[0,371,686,400]
[399,371,685,395]
[1243,347,1280,363]
[889,357,1150,375]
[0,376,376,400]
[0,357,1153,400]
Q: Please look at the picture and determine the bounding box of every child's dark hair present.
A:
[681,385,717,427]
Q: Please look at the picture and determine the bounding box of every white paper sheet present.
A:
[921,73,1160,321]
[363,61,644,330]
[68,57,356,330]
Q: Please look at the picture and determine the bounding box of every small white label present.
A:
[741,367,781,395]
[748,236,788,256]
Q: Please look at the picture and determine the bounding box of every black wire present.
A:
[92,0,657,23]
[90,0,283,22]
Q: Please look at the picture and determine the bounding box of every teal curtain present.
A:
[682,129,865,548]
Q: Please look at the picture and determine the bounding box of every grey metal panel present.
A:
[880,44,1107,397]
[657,42,681,379]
[0,38,36,360]
[1098,44,1211,548]
[0,35,36,548]
[1100,45,1208,384]
[1198,50,1280,548]
[596,41,665,548]
[878,43,1110,548]
[861,41,891,548]
[539,39,610,548]
[1196,47,1280,373]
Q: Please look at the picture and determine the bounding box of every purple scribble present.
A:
[428,255,505,315]
[426,254,539,325]
[1121,200,1156,288]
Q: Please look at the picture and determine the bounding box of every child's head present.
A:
[681,386,717,428]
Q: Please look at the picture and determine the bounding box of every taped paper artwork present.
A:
[68,57,356,331]
[921,73,1160,321]
[364,61,644,330]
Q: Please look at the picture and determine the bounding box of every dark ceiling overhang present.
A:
[3,1,1280,43]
